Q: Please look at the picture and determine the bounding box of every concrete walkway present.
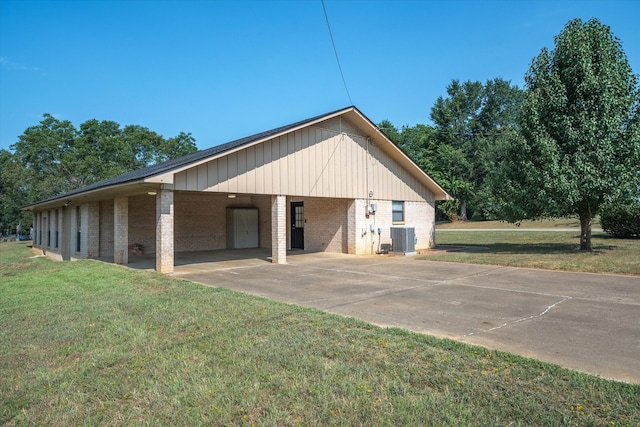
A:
[169,250,639,384]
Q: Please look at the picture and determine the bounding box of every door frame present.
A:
[290,201,304,250]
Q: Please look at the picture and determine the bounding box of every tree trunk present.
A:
[579,212,592,251]
[459,203,468,221]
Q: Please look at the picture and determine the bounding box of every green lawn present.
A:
[428,221,639,275]
[1,242,639,426]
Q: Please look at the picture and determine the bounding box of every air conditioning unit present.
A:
[390,227,416,255]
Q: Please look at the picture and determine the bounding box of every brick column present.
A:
[156,188,174,273]
[85,203,100,258]
[347,199,357,254]
[271,195,286,264]
[354,199,369,255]
[114,197,129,264]
[60,206,71,261]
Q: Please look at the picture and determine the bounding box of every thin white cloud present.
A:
[0,56,40,72]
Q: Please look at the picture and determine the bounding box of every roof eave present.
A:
[24,180,153,211]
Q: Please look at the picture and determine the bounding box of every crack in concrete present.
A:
[462,296,573,337]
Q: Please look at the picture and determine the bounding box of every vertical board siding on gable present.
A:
[246,145,256,194]
[218,157,228,192]
[207,158,218,189]
[294,131,303,195]
[172,117,434,202]
[255,143,265,194]
[197,164,208,191]
[285,133,294,193]
[186,167,197,191]
[307,128,318,195]
[271,138,280,193]
[324,130,332,197]
[227,152,238,192]
[238,146,248,193]
[298,129,311,194]
[175,168,186,189]
[262,139,272,193]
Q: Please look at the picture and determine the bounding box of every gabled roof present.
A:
[27,106,451,209]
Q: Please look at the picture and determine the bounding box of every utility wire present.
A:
[321,0,353,106]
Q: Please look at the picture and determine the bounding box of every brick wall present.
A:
[253,196,272,249]
[406,200,436,250]
[86,202,100,258]
[346,198,436,254]
[289,197,349,253]
[173,193,272,252]
[128,194,157,254]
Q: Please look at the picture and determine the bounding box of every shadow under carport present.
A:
[100,248,359,273]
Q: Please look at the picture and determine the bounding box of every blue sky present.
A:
[1,0,638,151]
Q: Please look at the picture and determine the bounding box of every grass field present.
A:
[1,242,639,426]
[428,220,639,275]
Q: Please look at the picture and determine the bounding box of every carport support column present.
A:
[156,187,174,273]
[114,197,128,265]
[271,195,286,264]
[347,199,357,254]
[86,202,100,258]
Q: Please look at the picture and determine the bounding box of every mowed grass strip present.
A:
[427,230,640,275]
[1,243,638,426]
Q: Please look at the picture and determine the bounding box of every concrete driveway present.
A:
[171,251,640,384]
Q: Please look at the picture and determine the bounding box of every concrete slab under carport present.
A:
[116,248,333,272]
[171,253,640,384]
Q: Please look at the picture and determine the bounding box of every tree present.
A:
[0,149,32,234]
[492,18,640,250]
[4,114,198,230]
[12,114,79,199]
[430,80,483,220]
[385,79,522,221]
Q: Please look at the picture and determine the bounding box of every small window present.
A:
[392,201,405,222]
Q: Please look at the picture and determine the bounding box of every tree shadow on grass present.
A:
[435,235,618,256]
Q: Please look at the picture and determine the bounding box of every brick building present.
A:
[27,106,452,273]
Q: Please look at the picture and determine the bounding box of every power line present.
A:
[321,0,353,106]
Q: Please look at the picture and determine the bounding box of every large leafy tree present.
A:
[382,78,523,221]
[492,18,640,250]
[430,80,483,220]
[0,149,33,234]
[2,114,197,231]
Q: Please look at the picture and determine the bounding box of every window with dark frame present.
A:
[392,201,405,222]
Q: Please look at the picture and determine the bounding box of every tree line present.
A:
[379,18,639,250]
[1,18,638,250]
[0,115,197,234]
